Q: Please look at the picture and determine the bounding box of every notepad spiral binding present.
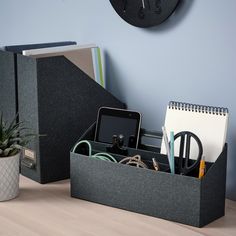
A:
[168,101,228,116]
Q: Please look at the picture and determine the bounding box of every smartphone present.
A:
[95,107,141,148]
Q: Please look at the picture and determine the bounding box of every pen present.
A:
[198,156,206,179]
[162,126,171,171]
[170,131,175,174]
[152,158,160,171]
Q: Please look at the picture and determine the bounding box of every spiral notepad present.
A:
[161,101,229,162]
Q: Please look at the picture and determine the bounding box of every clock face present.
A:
[110,0,180,28]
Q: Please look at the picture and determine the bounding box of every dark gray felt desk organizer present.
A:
[0,50,125,183]
[70,125,227,227]
[0,50,16,122]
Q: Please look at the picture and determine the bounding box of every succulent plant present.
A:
[0,113,35,157]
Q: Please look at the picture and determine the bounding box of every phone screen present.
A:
[95,107,141,148]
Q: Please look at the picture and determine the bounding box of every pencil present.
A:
[198,156,206,179]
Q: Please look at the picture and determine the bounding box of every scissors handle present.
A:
[174,131,203,175]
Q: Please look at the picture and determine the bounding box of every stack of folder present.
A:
[5,41,105,88]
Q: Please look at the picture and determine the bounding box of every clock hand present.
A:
[138,0,146,19]
[142,0,145,9]
[155,0,162,15]
[138,7,145,19]
[123,0,127,12]
[147,0,151,10]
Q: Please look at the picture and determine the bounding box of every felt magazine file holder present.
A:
[0,49,125,183]
[0,50,16,122]
[70,123,227,227]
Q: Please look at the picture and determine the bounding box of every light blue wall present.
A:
[1,0,236,200]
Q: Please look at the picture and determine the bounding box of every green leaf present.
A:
[9,137,23,144]
[0,113,37,155]
[3,148,13,156]
[10,144,23,150]
[6,124,21,138]
[0,139,9,149]
[0,113,3,140]
[6,113,19,132]
[9,149,19,156]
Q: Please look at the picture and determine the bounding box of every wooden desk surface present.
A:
[0,175,235,236]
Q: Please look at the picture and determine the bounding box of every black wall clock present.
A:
[110,0,180,28]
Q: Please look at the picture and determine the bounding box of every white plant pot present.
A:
[0,152,20,201]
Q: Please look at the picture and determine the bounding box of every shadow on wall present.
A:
[104,50,126,104]
[104,0,196,100]
[144,0,195,33]
[227,130,236,200]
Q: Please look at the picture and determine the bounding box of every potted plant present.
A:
[0,114,34,201]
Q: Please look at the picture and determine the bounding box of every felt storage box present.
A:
[0,50,16,122]
[70,124,227,227]
[17,54,126,183]
[0,49,125,183]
